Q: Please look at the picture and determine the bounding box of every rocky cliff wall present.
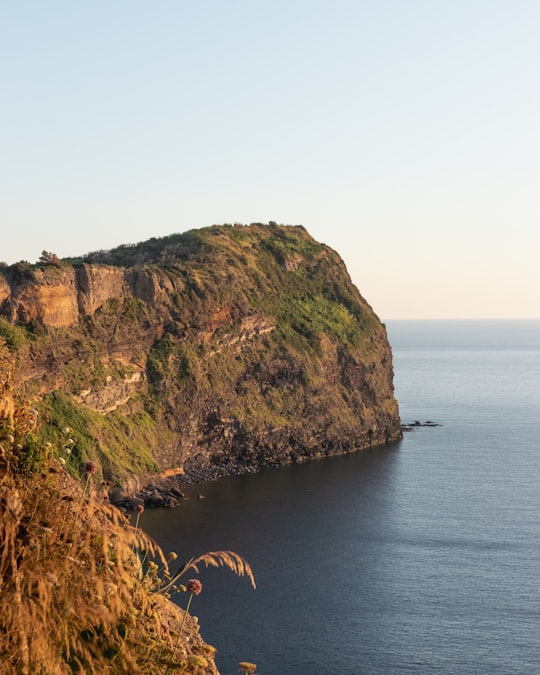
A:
[0,224,401,481]
[0,264,169,328]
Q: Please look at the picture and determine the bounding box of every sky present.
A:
[1,1,539,320]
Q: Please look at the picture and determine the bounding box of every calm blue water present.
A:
[142,320,540,674]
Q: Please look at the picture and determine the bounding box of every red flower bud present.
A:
[186,578,202,596]
[84,461,98,474]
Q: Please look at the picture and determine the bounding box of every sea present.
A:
[142,319,540,674]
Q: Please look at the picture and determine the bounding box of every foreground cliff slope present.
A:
[0,341,234,674]
[0,223,401,481]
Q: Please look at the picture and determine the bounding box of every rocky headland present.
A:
[0,223,402,494]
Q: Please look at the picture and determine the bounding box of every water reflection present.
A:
[142,443,403,674]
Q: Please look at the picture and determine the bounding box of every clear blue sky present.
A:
[1,1,539,319]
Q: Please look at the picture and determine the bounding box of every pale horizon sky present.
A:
[2,1,539,320]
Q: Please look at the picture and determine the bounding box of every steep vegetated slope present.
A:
[0,223,401,482]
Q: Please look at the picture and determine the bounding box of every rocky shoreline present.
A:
[109,459,258,511]
[111,421,441,512]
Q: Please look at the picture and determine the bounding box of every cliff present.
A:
[0,223,401,482]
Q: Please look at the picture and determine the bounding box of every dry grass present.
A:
[0,339,255,674]
[184,552,256,590]
[0,461,176,674]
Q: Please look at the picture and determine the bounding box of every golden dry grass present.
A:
[0,461,184,674]
[185,551,256,590]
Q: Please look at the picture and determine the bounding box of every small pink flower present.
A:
[84,461,98,474]
[186,578,203,596]
[135,504,145,513]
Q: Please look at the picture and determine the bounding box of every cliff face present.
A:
[0,224,401,480]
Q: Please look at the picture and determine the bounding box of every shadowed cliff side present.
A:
[0,223,401,482]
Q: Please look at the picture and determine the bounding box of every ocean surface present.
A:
[142,319,540,674]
